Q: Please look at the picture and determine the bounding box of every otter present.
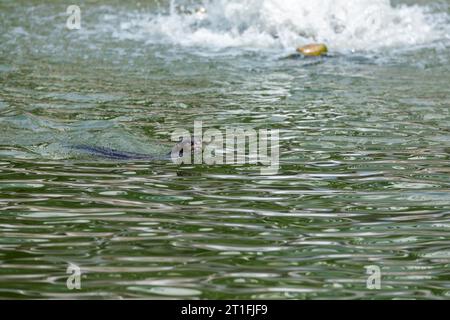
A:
[70,137,202,161]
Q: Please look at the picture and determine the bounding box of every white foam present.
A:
[132,0,449,52]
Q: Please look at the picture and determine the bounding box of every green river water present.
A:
[1,0,450,299]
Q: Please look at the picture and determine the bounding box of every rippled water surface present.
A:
[1,0,450,299]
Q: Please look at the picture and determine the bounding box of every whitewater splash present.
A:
[129,0,448,52]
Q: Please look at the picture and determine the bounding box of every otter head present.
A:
[170,136,203,162]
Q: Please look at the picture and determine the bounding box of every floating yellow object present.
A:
[297,43,328,57]
[196,7,207,14]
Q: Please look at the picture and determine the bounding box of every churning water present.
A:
[147,0,450,51]
[1,0,450,299]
